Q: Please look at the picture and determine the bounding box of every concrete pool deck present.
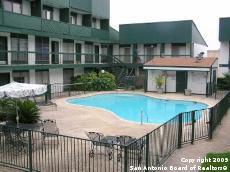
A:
[40,91,219,139]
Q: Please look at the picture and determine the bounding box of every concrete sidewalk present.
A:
[162,110,230,172]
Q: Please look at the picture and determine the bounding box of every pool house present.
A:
[144,57,218,95]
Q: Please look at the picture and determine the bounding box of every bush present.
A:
[0,99,14,122]
[200,152,230,172]
[154,74,165,89]
[8,100,40,124]
[217,73,230,90]
[72,72,116,91]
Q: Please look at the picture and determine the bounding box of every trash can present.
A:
[184,89,192,96]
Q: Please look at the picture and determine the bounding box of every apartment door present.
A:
[75,43,81,64]
[95,45,99,63]
[176,71,188,93]
[0,73,10,86]
[51,41,59,64]
[0,36,8,64]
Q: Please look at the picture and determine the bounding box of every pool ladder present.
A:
[140,110,149,125]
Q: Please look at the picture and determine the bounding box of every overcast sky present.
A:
[110,0,230,50]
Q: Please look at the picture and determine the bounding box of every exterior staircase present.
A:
[112,56,136,88]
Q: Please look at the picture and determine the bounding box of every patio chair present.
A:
[117,135,144,164]
[41,119,59,144]
[86,132,118,160]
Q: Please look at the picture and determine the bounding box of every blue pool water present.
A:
[67,94,207,124]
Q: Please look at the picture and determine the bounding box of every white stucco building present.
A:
[144,57,218,95]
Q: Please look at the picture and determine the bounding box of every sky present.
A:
[110,0,230,50]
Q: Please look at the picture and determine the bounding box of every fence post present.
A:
[177,113,183,149]
[45,84,51,103]
[145,134,149,170]
[28,130,33,172]
[191,111,195,144]
[208,108,214,139]
[68,85,71,97]
[124,146,128,172]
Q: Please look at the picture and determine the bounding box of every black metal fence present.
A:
[0,92,229,172]
[125,91,230,170]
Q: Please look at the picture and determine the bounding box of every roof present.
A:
[144,57,217,68]
[109,27,119,43]
[219,17,230,41]
[119,20,207,46]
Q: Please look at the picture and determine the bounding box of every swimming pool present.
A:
[67,93,208,124]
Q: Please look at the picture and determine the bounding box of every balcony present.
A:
[42,20,69,35]
[92,29,109,40]
[3,11,41,31]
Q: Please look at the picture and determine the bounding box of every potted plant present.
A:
[154,74,165,94]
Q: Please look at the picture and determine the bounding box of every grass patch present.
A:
[200,152,230,172]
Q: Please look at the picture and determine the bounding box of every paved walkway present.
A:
[162,109,230,172]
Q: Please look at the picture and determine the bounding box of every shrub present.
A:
[8,100,40,124]
[217,73,230,90]
[72,72,116,91]
[154,74,165,89]
[0,99,14,122]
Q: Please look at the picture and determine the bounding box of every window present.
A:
[43,6,53,20]
[63,40,74,64]
[35,70,49,85]
[63,69,74,84]
[92,18,97,28]
[35,37,49,64]
[70,13,78,25]
[3,0,22,14]
[160,43,165,56]
[171,43,186,56]
[13,71,29,83]
[11,34,28,64]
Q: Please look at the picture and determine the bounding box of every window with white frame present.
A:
[92,18,97,28]
[43,6,53,20]
[70,13,78,25]
[3,0,22,14]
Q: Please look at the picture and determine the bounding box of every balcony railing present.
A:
[0,10,110,41]
[92,28,110,40]
[11,52,28,65]
[3,11,42,31]
[0,51,192,66]
[114,54,191,64]
[42,19,69,35]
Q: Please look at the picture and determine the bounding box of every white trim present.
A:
[143,66,210,71]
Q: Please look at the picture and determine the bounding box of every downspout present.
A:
[209,66,213,96]
[144,69,148,92]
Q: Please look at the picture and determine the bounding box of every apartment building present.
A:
[0,0,209,87]
[118,20,208,64]
[219,17,230,77]
[0,0,119,86]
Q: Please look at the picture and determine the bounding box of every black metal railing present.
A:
[0,92,229,171]
[0,125,125,172]
[49,83,90,99]
[125,91,230,170]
